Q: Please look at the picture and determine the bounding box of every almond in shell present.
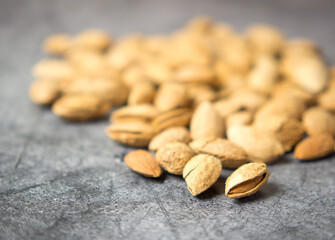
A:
[106,121,156,147]
[149,127,191,152]
[225,162,270,199]
[189,137,249,169]
[52,94,111,121]
[183,154,222,196]
[227,125,284,164]
[156,142,195,175]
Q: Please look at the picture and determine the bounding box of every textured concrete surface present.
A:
[0,0,335,239]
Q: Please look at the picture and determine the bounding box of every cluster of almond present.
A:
[30,18,335,198]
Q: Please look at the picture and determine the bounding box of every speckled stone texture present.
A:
[0,0,335,239]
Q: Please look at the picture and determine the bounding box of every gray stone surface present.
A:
[0,0,335,239]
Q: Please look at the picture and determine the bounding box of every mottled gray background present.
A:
[0,0,335,239]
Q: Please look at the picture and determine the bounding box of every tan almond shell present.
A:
[185,82,218,106]
[121,65,149,87]
[52,94,111,121]
[247,55,278,94]
[67,51,109,78]
[302,107,335,137]
[106,121,156,147]
[255,95,306,121]
[111,104,159,123]
[183,154,222,196]
[227,125,285,164]
[29,79,61,105]
[285,56,328,94]
[254,115,305,151]
[152,108,193,132]
[190,101,225,140]
[318,88,335,112]
[63,78,128,106]
[149,127,191,152]
[154,83,191,112]
[229,88,268,112]
[213,99,245,118]
[173,65,216,85]
[156,142,195,175]
[245,24,284,55]
[124,150,162,177]
[272,81,316,107]
[128,81,156,105]
[141,60,172,84]
[189,137,249,169]
[33,59,76,81]
[71,29,111,51]
[294,134,335,161]
[225,162,270,199]
[43,34,71,55]
[226,111,253,128]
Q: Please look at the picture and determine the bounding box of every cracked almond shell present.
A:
[225,162,269,199]
[106,121,156,147]
[183,154,222,196]
[152,108,192,132]
[111,104,159,123]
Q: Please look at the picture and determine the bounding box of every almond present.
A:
[294,134,334,161]
[124,150,162,177]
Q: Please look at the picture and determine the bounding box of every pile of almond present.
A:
[30,17,335,198]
